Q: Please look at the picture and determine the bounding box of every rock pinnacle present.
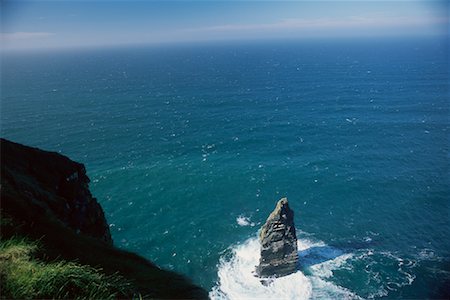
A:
[256,198,299,277]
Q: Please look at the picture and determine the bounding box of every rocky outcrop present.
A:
[0,138,208,299]
[256,198,298,278]
[1,138,112,244]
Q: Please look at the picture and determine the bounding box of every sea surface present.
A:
[2,37,449,299]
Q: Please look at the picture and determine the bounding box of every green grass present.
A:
[0,237,133,299]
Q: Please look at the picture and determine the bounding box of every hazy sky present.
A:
[1,1,448,50]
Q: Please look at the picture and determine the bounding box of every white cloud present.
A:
[183,16,448,33]
[1,32,55,41]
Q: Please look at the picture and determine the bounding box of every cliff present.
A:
[0,138,208,299]
[1,138,112,244]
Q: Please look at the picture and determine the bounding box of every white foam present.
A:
[310,253,354,278]
[210,238,312,300]
[236,215,255,227]
[210,236,360,300]
[297,238,326,252]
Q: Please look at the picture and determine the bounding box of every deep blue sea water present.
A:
[2,37,449,299]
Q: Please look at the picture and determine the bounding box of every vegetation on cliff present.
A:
[0,237,131,299]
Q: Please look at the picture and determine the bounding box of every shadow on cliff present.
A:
[0,138,208,299]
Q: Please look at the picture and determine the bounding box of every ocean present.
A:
[1,37,449,299]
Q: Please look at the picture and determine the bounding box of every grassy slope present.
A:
[1,182,208,299]
[0,237,132,299]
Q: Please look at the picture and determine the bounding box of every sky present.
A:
[0,0,448,50]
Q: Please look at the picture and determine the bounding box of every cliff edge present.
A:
[1,138,112,244]
[0,138,208,299]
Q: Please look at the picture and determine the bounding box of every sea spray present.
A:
[210,236,363,300]
[210,237,312,300]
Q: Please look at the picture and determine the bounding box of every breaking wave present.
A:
[236,215,255,227]
[209,235,361,300]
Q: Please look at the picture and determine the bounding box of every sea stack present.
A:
[256,198,299,278]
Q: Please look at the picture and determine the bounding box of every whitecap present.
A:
[236,215,255,227]
[309,253,354,279]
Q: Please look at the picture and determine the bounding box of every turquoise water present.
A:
[2,38,449,299]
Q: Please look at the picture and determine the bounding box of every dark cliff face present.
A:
[1,138,112,244]
[256,198,299,278]
[0,138,208,299]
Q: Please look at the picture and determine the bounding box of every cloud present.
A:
[1,31,55,41]
[183,16,448,33]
